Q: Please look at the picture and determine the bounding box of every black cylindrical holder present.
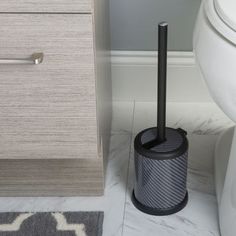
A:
[132,127,189,215]
[132,22,189,215]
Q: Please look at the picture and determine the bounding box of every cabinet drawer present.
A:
[0,14,98,160]
[0,0,92,13]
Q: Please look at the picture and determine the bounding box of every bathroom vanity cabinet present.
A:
[0,0,111,196]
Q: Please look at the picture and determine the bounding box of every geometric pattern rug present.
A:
[0,212,104,236]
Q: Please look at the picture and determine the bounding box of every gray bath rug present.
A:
[0,212,103,236]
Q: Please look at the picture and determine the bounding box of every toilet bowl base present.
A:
[215,126,236,236]
[215,127,234,204]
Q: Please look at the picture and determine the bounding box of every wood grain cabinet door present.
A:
[0,14,98,160]
[0,0,92,13]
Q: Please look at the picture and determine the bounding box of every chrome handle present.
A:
[0,53,44,65]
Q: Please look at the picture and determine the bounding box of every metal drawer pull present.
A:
[0,53,44,65]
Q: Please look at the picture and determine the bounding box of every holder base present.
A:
[131,191,188,216]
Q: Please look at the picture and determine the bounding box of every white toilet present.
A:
[193,0,236,235]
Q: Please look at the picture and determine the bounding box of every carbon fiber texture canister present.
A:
[132,127,189,215]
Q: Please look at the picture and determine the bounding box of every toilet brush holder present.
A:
[132,22,189,215]
[132,127,189,215]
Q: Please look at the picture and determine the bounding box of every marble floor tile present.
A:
[0,134,132,236]
[133,102,234,135]
[187,134,218,195]
[132,101,234,195]
[188,134,217,173]
[123,190,219,236]
[112,101,134,134]
[123,144,220,236]
[122,101,229,236]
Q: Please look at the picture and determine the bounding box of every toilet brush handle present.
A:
[157,22,168,142]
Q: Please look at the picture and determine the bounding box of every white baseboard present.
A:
[111,51,213,102]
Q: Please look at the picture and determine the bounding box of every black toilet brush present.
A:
[132,22,189,216]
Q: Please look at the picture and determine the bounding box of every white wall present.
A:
[110,0,202,51]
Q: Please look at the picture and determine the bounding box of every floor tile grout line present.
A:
[121,100,136,236]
